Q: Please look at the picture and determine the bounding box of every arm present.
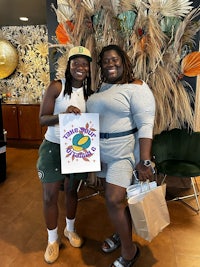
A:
[135,138,154,181]
[39,80,61,126]
[131,82,156,181]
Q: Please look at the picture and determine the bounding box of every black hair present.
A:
[98,44,135,85]
[63,58,93,100]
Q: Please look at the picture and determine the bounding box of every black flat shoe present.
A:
[110,245,140,267]
[102,233,121,253]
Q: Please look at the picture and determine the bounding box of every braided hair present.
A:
[98,44,135,85]
[63,58,93,100]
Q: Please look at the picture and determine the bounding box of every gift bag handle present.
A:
[140,180,151,192]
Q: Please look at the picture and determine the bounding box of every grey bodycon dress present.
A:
[86,81,155,188]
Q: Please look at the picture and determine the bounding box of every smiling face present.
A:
[101,49,124,84]
[70,56,90,87]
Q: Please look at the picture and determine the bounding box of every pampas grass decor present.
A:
[51,0,200,135]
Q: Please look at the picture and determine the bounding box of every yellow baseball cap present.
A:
[68,46,92,61]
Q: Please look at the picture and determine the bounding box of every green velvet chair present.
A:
[152,128,200,213]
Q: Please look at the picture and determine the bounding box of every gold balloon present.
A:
[0,39,18,79]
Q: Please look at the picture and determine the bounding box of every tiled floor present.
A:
[0,147,200,267]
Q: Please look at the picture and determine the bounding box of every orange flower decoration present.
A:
[140,36,147,51]
[56,20,74,44]
[181,51,200,77]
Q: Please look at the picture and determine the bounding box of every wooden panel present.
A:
[2,104,19,139]
[18,105,42,140]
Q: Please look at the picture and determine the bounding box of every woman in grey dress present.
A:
[87,44,155,267]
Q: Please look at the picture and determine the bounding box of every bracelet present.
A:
[140,160,155,174]
[140,160,152,167]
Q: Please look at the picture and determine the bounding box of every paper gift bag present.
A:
[128,184,170,242]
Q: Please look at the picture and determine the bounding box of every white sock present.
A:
[66,218,75,232]
[47,227,58,243]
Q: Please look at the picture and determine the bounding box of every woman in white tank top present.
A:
[37,46,93,264]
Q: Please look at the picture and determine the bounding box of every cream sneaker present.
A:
[64,228,83,248]
[44,239,60,264]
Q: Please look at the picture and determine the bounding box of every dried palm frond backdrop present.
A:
[51,0,200,135]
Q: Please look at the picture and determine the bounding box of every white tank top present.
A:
[45,78,86,144]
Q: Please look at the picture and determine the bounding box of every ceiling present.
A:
[0,0,47,27]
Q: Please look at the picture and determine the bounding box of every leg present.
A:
[42,181,62,230]
[63,177,83,247]
[105,182,137,261]
[64,177,80,219]
[101,179,122,253]
[42,180,62,264]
